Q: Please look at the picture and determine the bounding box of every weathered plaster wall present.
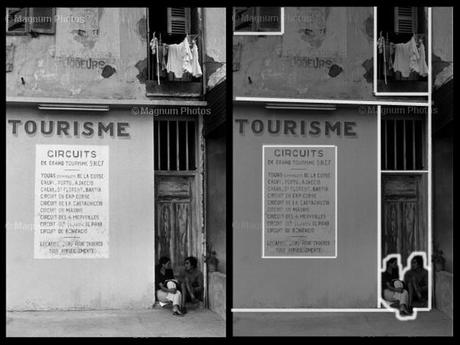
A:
[233,7,377,100]
[6,8,148,100]
[206,133,226,274]
[233,7,445,101]
[432,7,453,89]
[204,8,226,90]
[6,106,155,310]
[7,7,226,99]
[208,271,226,320]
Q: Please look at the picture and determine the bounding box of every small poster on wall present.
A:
[34,144,109,259]
[263,145,337,258]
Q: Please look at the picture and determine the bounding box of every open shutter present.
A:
[167,8,191,35]
[234,7,256,32]
[394,6,417,34]
[29,8,55,34]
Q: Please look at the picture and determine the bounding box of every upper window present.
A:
[146,7,203,96]
[233,7,284,35]
[374,6,429,96]
[6,8,56,35]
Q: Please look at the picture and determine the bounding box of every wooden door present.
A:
[155,175,200,276]
[382,174,427,264]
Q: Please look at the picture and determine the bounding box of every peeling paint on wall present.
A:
[6,8,148,100]
[137,17,147,41]
[364,16,373,40]
[6,7,226,100]
[328,64,343,77]
[362,58,373,83]
[135,58,148,83]
[234,7,426,100]
[101,65,116,78]
[6,44,15,72]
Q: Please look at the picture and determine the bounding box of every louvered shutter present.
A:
[6,8,28,33]
[167,8,191,35]
[394,7,417,34]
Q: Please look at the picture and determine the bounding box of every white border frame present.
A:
[373,7,431,97]
[234,7,284,36]
[234,97,429,107]
[261,145,338,259]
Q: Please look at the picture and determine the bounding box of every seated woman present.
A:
[382,257,410,315]
[155,256,184,316]
[181,256,204,304]
[404,255,428,308]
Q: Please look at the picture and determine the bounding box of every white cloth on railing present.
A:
[166,37,193,78]
[191,41,202,78]
[393,36,427,78]
[415,42,428,77]
[393,37,418,77]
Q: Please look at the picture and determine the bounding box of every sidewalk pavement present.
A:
[233,309,453,336]
[6,307,225,337]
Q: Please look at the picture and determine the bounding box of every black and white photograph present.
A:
[3,3,454,340]
[232,6,453,336]
[6,6,226,337]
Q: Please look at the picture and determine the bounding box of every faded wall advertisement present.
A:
[34,144,109,258]
[263,145,336,258]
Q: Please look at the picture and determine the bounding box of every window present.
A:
[6,8,55,35]
[154,119,197,171]
[374,6,429,95]
[147,7,203,94]
[233,7,284,35]
[381,107,427,171]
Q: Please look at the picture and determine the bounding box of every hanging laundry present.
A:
[408,37,421,74]
[393,36,419,78]
[150,36,158,55]
[415,41,428,77]
[191,40,202,78]
[377,36,385,54]
[182,36,193,75]
[166,36,193,79]
[161,44,167,72]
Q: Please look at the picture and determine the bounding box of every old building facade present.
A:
[6,7,226,318]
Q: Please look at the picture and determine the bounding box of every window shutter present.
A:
[167,8,191,35]
[6,8,28,33]
[234,7,256,32]
[394,7,417,34]
[29,8,56,34]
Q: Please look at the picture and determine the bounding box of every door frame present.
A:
[377,105,432,311]
[152,115,207,306]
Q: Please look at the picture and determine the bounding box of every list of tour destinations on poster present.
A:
[263,145,336,258]
[34,144,109,259]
